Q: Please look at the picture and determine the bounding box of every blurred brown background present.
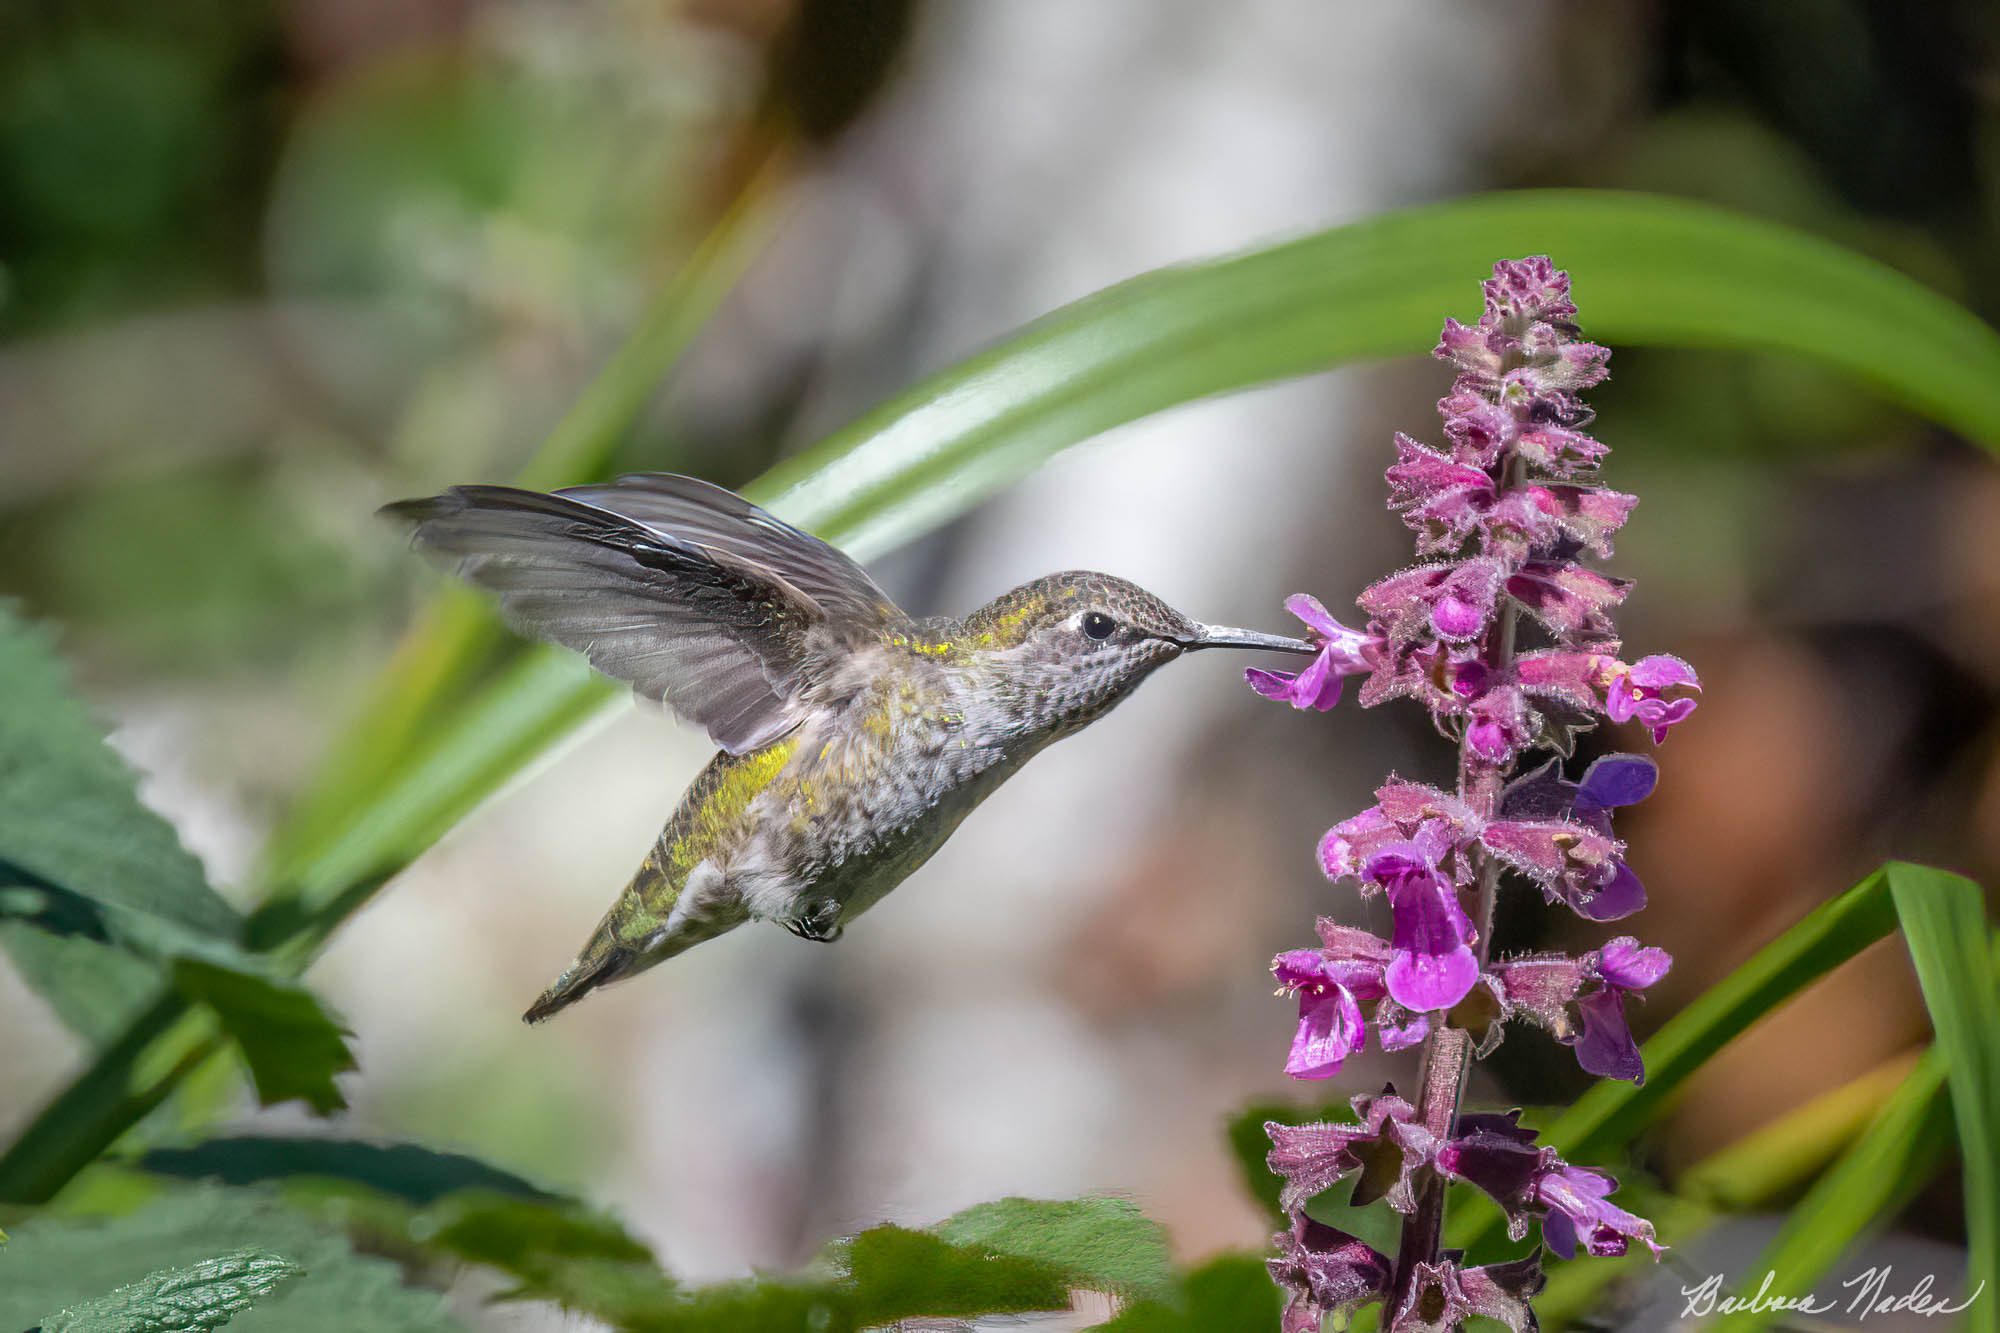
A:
[3,0,1997,1318]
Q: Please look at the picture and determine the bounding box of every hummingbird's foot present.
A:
[780,898,844,943]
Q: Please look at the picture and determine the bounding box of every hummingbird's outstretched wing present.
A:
[382,474,907,754]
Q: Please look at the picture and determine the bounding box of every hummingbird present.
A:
[383,473,1314,1022]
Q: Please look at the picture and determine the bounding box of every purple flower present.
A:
[1272,949,1369,1080]
[1435,1116,1662,1262]
[1432,1111,1552,1237]
[1265,1087,1435,1214]
[1478,816,1625,921]
[1489,937,1671,1084]
[1575,937,1672,1084]
[1245,594,1379,711]
[1368,824,1480,1014]
[1488,754,1656,920]
[1606,654,1701,742]
[1271,922,1407,1079]
[1505,561,1629,639]
[1267,1216,1391,1333]
[1359,558,1507,650]
[1536,1163,1664,1260]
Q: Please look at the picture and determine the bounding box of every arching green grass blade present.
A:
[1884,866,1998,1333]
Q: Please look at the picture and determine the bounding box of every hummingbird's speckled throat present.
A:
[383,473,1313,1022]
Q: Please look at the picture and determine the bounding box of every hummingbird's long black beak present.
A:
[1187,624,1317,655]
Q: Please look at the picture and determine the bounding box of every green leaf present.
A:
[1548,867,1900,1165]
[0,1185,462,1332]
[1885,865,1998,1333]
[617,1281,850,1333]
[0,609,356,1137]
[1090,1253,1284,1332]
[0,607,239,1039]
[932,1196,1177,1305]
[37,1249,301,1333]
[0,608,240,947]
[0,920,160,1045]
[138,1135,557,1207]
[413,1189,680,1324]
[844,1224,1071,1323]
[165,961,354,1115]
[125,1133,677,1327]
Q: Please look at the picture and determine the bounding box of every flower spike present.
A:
[1251,257,1694,1325]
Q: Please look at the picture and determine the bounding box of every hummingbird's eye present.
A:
[1081,611,1117,640]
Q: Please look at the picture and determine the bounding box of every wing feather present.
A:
[382,477,906,754]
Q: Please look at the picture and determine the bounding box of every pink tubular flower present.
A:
[1272,948,1368,1080]
[1367,823,1480,1014]
[1605,653,1701,742]
[1434,1116,1663,1260]
[1574,937,1673,1083]
[1489,936,1672,1084]
[1245,593,1379,711]
[1536,1164,1664,1259]
[1483,754,1657,921]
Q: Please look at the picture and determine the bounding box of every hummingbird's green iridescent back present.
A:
[383,474,1310,1021]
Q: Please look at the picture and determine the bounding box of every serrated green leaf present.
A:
[167,960,354,1115]
[38,1248,300,1333]
[0,608,237,1043]
[128,1133,678,1329]
[0,608,240,947]
[413,1189,679,1324]
[0,920,159,1045]
[844,1224,1071,1323]
[932,1196,1176,1305]
[0,610,355,1141]
[0,1186,462,1332]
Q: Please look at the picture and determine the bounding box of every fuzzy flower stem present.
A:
[1389,460,1525,1312]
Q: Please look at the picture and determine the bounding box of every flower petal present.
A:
[1287,982,1367,1080]
[1594,936,1672,990]
[1573,988,1645,1084]
[1382,870,1478,1013]
[1576,754,1657,811]
[1579,862,1647,921]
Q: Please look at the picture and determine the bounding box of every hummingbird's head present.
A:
[956,571,1315,742]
